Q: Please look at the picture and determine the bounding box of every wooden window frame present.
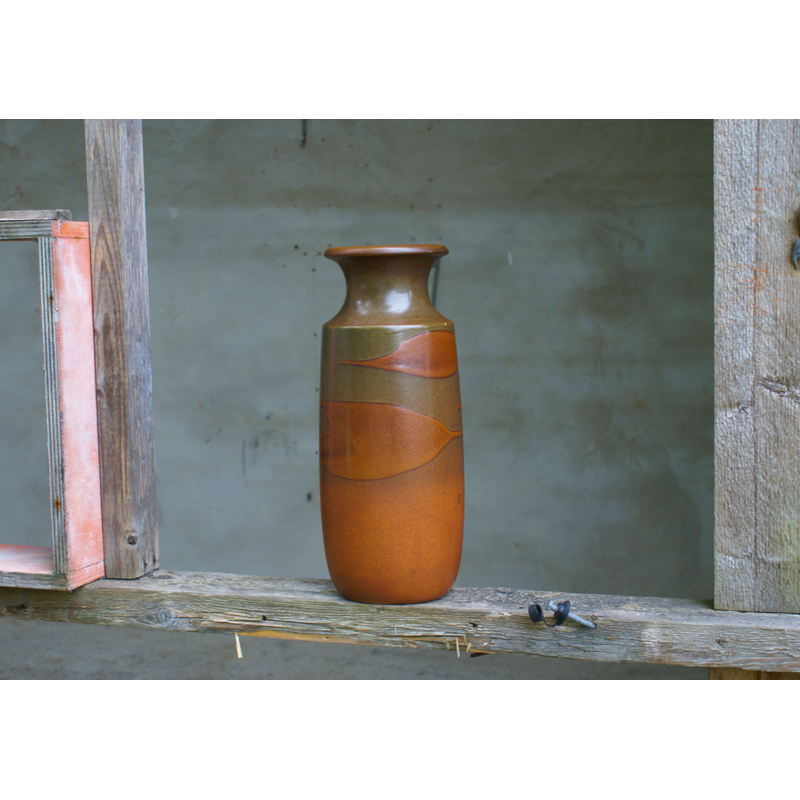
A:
[0,212,104,590]
[1,119,798,678]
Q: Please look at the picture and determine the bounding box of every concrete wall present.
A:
[0,120,713,678]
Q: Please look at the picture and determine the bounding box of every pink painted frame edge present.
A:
[0,220,104,590]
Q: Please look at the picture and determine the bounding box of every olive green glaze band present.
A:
[320,325,463,431]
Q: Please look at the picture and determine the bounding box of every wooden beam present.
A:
[85,120,158,579]
[714,119,800,678]
[2,572,800,671]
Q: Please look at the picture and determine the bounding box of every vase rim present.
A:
[324,244,448,259]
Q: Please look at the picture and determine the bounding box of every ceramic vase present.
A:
[319,244,464,604]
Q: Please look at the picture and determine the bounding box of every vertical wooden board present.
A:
[714,119,759,611]
[39,236,68,570]
[85,120,158,579]
[52,223,105,588]
[751,121,800,612]
[715,119,800,614]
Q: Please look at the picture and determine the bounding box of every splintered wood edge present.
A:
[1,571,799,672]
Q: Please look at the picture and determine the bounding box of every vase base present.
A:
[321,438,464,607]
[331,582,456,606]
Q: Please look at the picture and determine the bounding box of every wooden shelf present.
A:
[2,570,799,672]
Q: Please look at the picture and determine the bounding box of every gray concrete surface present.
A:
[0,120,713,679]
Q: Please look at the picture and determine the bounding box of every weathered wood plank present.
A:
[715,119,800,614]
[85,120,158,579]
[0,211,71,240]
[714,118,800,680]
[1,571,800,671]
[0,210,71,220]
[0,219,54,239]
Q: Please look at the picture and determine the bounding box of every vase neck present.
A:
[324,249,451,327]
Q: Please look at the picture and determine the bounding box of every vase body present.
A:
[319,244,464,604]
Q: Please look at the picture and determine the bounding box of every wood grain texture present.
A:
[0,210,71,221]
[0,221,103,590]
[1,571,800,671]
[715,119,800,614]
[85,120,158,579]
[52,230,104,587]
[0,219,53,240]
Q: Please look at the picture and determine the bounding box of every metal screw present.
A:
[546,599,596,629]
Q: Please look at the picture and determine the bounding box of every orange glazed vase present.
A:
[319,244,464,604]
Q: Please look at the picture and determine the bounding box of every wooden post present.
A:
[712,119,800,679]
[85,120,158,579]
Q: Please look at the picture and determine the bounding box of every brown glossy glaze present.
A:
[320,401,462,480]
[339,329,458,378]
[320,244,464,604]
